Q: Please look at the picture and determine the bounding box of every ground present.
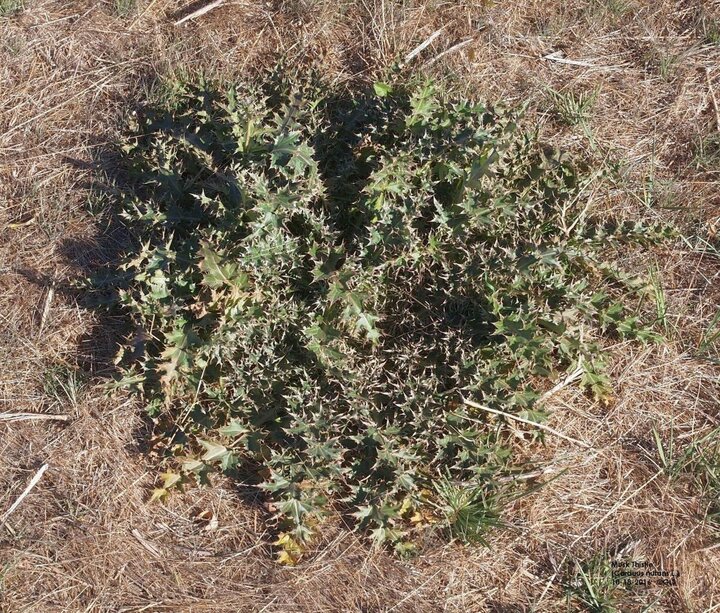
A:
[1,0,720,611]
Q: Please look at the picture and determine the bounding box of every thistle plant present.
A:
[103,76,671,551]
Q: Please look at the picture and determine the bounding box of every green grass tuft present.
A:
[650,425,720,527]
[547,86,600,127]
[565,555,623,613]
[42,363,85,409]
[431,477,504,545]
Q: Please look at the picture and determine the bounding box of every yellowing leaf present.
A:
[398,497,413,517]
[275,533,294,547]
[161,471,181,489]
[182,459,204,473]
[150,488,168,502]
[199,439,228,462]
[277,550,299,566]
[275,532,304,565]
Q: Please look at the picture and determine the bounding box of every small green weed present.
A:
[651,425,720,526]
[647,264,668,334]
[650,424,685,479]
[565,555,622,613]
[431,477,504,545]
[603,0,632,17]
[42,364,84,409]
[697,12,720,46]
[139,72,196,111]
[705,23,720,46]
[548,86,599,127]
[0,0,23,16]
[644,49,681,81]
[693,133,720,174]
[629,148,680,211]
[114,0,135,17]
[699,308,720,359]
[658,54,679,81]
[98,74,671,548]
[585,0,632,25]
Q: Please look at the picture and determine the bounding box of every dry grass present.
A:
[1,0,720,611]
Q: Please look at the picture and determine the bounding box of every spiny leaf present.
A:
[198,439,229,462]
[199,243,239,289]
[219,419,248,437]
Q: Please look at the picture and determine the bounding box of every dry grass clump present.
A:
[1,0,720,611]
